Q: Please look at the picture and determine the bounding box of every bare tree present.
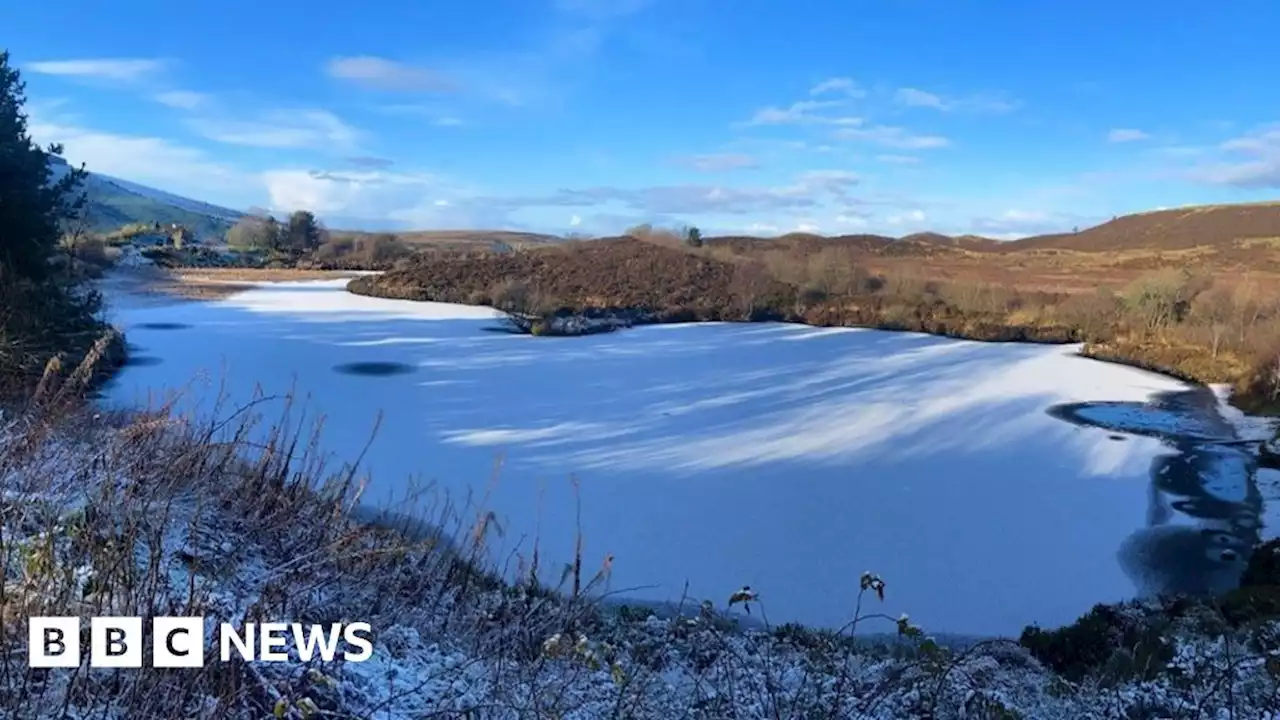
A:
[1192,288,1235,358]
[729,260,774,319]
[226,213,282,250]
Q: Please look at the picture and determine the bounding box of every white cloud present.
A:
[894,88,948,110]
[190,110,361,151]
[262,168,496,228]
[263,169,445,214]
[154,90,209,109]
[835,213,869,227]
[876,154,920,165]
[742,101,861,127]
[886,209,926,225]
[968,209,1093,236]
[435,117,465,126]
[569,214,582,226]
[794,169,860,197]
[26,58,166,82]
[27,120,252,206]
[675,152,759,172]
[894,87,1018,114]
[809,77,865,98]
[1186,124,1280,188]
[326,56,453,92]
[835,125,949,150]
[795,221,821,233]
[1107,128,1151,143]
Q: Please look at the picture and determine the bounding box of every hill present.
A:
[48,157,243,240]
[349,236,795,321]
[327,228,561,253]
[701,201,1280,255]
[1007,202,1280,252]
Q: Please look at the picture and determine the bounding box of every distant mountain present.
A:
[48,157,243,240]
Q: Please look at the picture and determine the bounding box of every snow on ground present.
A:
[100,279,1236,637]
[1214,384,1280,442]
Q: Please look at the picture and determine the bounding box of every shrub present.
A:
[490,279,531,312]
[1018,604,1172,683]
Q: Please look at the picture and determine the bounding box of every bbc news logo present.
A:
[28,617,373,668]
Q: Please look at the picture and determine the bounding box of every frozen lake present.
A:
[99,278,1261,636]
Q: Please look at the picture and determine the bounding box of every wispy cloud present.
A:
[894,88,947,110]
[674,152,760,172]
[835,125,949,150]
[810,77,865,98]
[435,117,465,127]
[346,156,395,169]
[742,101,860,127]
[876,154,921,165]
[473,169,864,217]
[26,119,252,206]
[794,170,860,197]
[1186,124,1280,188]
[154,90,209,109]
[1107,128,1151,143]
[886,209,927,225]
[894,87,1018,113]
[26,58,166,82]
[262,168,487,227]
[189,109,362,151]
[968,209,1094,237]
[326,56,453,92]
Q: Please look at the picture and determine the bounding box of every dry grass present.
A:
[0,367,956,718]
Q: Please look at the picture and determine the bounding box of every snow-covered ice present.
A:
[97,279,1257,637]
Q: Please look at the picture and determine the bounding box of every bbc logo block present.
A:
[28,617,80,668]
[28,617,373,667]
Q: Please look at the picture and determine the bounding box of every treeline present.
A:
[226,209,325,252]
[217,212,413,269]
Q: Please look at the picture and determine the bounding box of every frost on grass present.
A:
[4,399,1280,718]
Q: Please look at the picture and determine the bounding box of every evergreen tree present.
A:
[685,225,703,248]
[286,210,323,250]
[0,50,87,280]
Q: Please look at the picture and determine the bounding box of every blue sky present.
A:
[9,0,1280,237]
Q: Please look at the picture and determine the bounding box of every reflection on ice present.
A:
[1049,393,1261,598]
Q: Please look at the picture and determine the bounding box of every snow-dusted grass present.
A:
[97,279,1240,638]
[6,382,1280,718]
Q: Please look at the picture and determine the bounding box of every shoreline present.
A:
[13,272,1278,716]
[101,266,370,302]
[99,274,1269,622]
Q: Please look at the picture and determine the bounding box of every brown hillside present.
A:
[707,233,895,254]
[349,237,796,321]
[1009,202,1280,252]
[328,229,560,252]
